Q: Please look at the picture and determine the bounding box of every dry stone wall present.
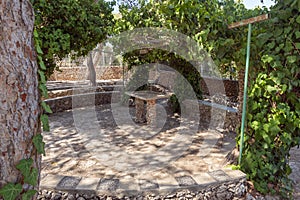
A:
[49,66,123,81]
[49,67,239,98]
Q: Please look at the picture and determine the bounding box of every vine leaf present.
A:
[41,101,52,114]
[39,83,48,98]
[35,43,43,55]
[38,70,47,84]
[296,31,300,39]
[41,114,50,132]
[296,15,300,24]
[24,168,38,186]
[38,56,46,70]
[33,134,45,156]
[0,183,22,200]
[16,158,33,178]
[22,190,37,200]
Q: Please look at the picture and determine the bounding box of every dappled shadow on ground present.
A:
[42,103,236,180]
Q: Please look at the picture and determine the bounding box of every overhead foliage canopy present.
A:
[31,0,115,77]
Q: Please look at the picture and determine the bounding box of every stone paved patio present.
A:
[41,103,244,195]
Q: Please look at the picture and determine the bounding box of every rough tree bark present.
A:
[0,0,41,195]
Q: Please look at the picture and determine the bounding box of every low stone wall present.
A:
[183,99,238,132]
[200,77,238,98]
[45,91,120,113]
[38,178,247,200]
[49,67,239,99]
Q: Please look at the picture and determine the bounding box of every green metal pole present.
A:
[239,23,252,165]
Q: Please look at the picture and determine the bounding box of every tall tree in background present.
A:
[0,0,41,199]
[32,0,115,81]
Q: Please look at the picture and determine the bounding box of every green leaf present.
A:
[267,41,275,49]
[33,134,45,155]
[38,56,47,70]
[266,85,277,93]
[16,158,33,178]
[295,31,300,39]
[39,83,48,98]
[41,101,52,114]
[296,15,300,24]
[287,56,297,63]
[22,190,37,200]
[0,183,22,200]
[295,43,300,49]
[262,55,273,63]
[33,29,39,38]
[24,168,38,186]
[262,132,272,144]
[269,125,281,134]
[35,43,43,55]
[38,70,46,84]
[41,114,50,132]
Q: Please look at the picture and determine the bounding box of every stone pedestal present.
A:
[135,98,144,123]
[146,99,156,125]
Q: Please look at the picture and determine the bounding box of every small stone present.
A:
[245,193,256,200]
[52,192,62,200]
[185,194,193,198]
[83,194,94,199]
[67,194,75,200]
[195,193,205,199]
[77,197,86,200]
[166,194,176,199]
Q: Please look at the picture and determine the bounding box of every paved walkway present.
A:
[41,103,245,195]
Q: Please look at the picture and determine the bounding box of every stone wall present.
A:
[49,67,239,99]
[49,66,123,81]
[45,91,120,113]
[200,77,238,98]
[38,178,247,200]
[183,99,238,132]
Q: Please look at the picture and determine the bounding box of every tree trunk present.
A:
[0,0,41,196]
[87,52,97,86]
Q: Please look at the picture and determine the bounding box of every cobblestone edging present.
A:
[39,169,247,200]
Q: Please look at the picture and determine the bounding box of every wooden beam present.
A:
[228,14,269,29]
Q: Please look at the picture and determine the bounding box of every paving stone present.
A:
[139,179,159,190]
[155,172,179,191]
[118,176,139,192]
[222,168,246,180]
[97,178,120,191]
[57,176,82,189]
[175,175,197,187]
[193,173,217,186]
[208,170,230,182]
[40,174,65,189]
[76,177,100,190]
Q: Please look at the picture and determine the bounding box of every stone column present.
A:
[135,98,144,123]
[146,99,156,125]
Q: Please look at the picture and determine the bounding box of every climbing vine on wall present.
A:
[240,0,300,198]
